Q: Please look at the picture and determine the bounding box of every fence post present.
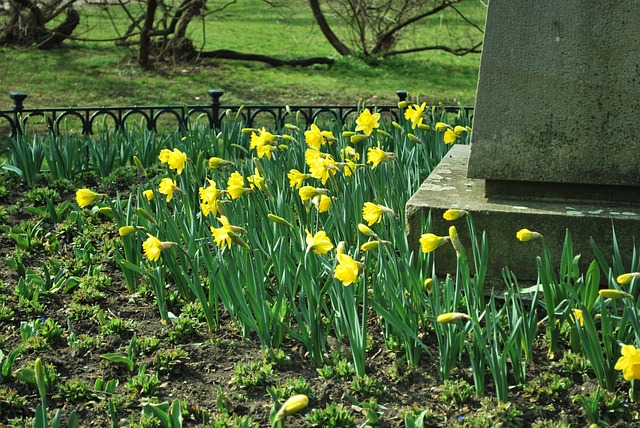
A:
[10,92,27,136]
[396,90,408,103]
[208,89,224,129]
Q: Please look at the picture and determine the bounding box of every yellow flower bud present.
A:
[241,127,258,134]
[599,289,633,299]
[516,228,542,242]
[350,134,371,144]
[443,209,468,221]
[357,223,379,239]
[133,155,147,176]
[278,144,289,151]
[119,226,136,237]
[407,133,423,144]
[274,394,309,421]
[341,131,355,138]
[284,123,300,131]
[208,157,233,168]
[617,273,640,285]
[424,278,433,294]
[437,312,469,323]
[376,129,391,137]
[360,241,380,252]
[267,214,293,228]
[434,122,448,132]
[98,207,113,217]
[391,121,403,130]
[417,123,431,131]
[397,101,409,109]
[137,208,156,223]
[454,125,466,135]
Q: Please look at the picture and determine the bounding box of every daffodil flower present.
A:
[159,148,187,174]
[443,129,457,144]
[312,194,332,213]
[288,169,310,189]
[143,189,155,201]
[362,202,394,226]
[366,142,395,169]
[304,123,325,150]
[142,234,175,262]
[299,186,328,202]
[334,253,362,286]
[305,229,334,255]
[615,344,640,381]
[199,179,222,217]
[404,102,426,129]
[158,177,180,202]
[355,108,381,136]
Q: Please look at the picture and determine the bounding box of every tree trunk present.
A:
[138,0,158,68]
[308,0,352,56]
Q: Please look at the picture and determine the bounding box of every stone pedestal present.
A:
[406,0,640,283]
[406,146,639,283]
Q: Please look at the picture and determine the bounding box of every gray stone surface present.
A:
[406,146,639,283]
[467,0,640,189]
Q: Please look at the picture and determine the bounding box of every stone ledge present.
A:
[406,145,640,283]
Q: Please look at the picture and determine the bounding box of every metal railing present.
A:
[0,90,473,137]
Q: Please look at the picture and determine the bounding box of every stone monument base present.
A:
[405,145,640,284]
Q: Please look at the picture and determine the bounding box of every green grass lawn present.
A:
[0,1,485,108]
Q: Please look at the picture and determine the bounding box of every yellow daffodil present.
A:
[321,130,336,143]
[404,102,426,129]
[366,142,395,169]
[617,273,640,285]
[334,253,362,286]
[443,209,468,221]
[304,148,327,168]
[250,127,278,160]
[299,186,328,202]
[305,229,334,254]
[444,129,457,144]
[437,312,469,323]
[362,202,394,226]
[615,344,640,381]
[143,189,154,201]
[199,179,222,217]
[341,146,360,162]
[158,177,179,202]
[208,157,234,168]
[288,169,310,189]
[304,123,325,150]
[227,171,251,199]
[312,194,332,213]
[247,167,267,192]
[142,234,175,262]
[309,156,339,185]
[420,233,449,253]
[210,216,246,249]
[516,228,542,242]
[571,309,584,327]
[159,148,187,174]
[118,226,135,237]
[341,160,356,176]
[355,108,380,136]
[75,188,104,208]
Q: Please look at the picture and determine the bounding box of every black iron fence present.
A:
[0,90,473,137]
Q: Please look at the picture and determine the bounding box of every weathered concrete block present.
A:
[406,146,639,283]
[468,1,640,189]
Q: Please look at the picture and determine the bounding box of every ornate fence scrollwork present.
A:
[1,90,472,137]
